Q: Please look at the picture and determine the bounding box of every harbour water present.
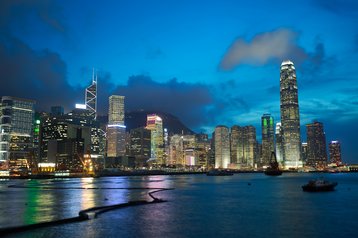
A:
[1,173,357,238]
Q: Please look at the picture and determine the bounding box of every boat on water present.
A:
[302,179,338,192]
[206,169,233,176]
[264,152,282,176]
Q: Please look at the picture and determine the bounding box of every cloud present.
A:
[110,75,214,129]
[0,35,81,112]
[219,28,308,70]
[313,0,358,16]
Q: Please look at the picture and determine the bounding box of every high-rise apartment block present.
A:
[306,121,327,167]
[280,60,302,168]
[329,141,342,165]
[0,96,35,175]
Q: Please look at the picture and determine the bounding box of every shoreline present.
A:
[0,170,357,179]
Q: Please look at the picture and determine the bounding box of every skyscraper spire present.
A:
[85,68,97,119]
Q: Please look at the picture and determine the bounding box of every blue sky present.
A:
[0,0,357,162]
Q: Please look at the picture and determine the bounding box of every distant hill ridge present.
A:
[97,110,195,135]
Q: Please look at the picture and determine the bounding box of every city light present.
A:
[75,104,87,109]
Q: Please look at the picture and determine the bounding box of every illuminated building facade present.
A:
[107,95,126,157]
[280,60,302,168]
[230,125,240,164]
[195,133,210,169]
[130,127,151,166]
[261,114,275,166]
[108,95,125,125]
[301,142,308,164]
[146,114,164,165]
[169,134,196,166]
[214,125,230,169]
[275,122,284,165]
[231,125,256,169]
[0,96,35,175]
[40,109,101,171]
[306,121,327,167]
[329,141,342,165]
[85,70,97,119]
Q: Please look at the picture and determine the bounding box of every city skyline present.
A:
[0,0,357,162]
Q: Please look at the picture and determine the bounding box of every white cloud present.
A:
[219,28,308,70]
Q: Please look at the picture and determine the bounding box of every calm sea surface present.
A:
[1,173,357,238]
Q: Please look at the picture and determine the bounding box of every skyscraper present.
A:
[146,114,164,165]
[232,125,256,169]
[0,96,35,175]
[329,141,342,165]
[214,125,230,169]
[306,121,327,168]
[108,95,125,125]
[280,60,302,168]
[130,127,151,166]
[261,114,275,166]
[230,125,240,164]
[275,122,284,165]
[242,126,256,168]
[85,70,97,119]
[107,95,126,157]
[40,109,101,171]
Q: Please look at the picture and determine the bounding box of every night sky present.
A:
[0,0,357,162]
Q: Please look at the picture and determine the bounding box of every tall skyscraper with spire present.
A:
[85,69,97,119]
[280,60,302,169]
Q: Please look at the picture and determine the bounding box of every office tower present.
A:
[214,126,230,169]
[306,121,327,168]
[234,125,256,168]
[195,133,210,169]
[280,60,302,168]
[51,106,64,116]
[168,134,183,165]
[40,109,102,171]
[301,142,308,164]
[108,95,125,125]
[261,114,275,166]
[107,95,126,157]
[255,141,262,167]
[243,126,256,168]
[169,134,196,167]
[0,96,35,175]
[275,122,284,165]
[329,141,342,165]
[130,127,151,166]
[85,70,97,119]
[230,126,240,164]
[146,114,164,165]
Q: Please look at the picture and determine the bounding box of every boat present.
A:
[264,152,283,176]
[206,169,233,176]
[302,179,338,192]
